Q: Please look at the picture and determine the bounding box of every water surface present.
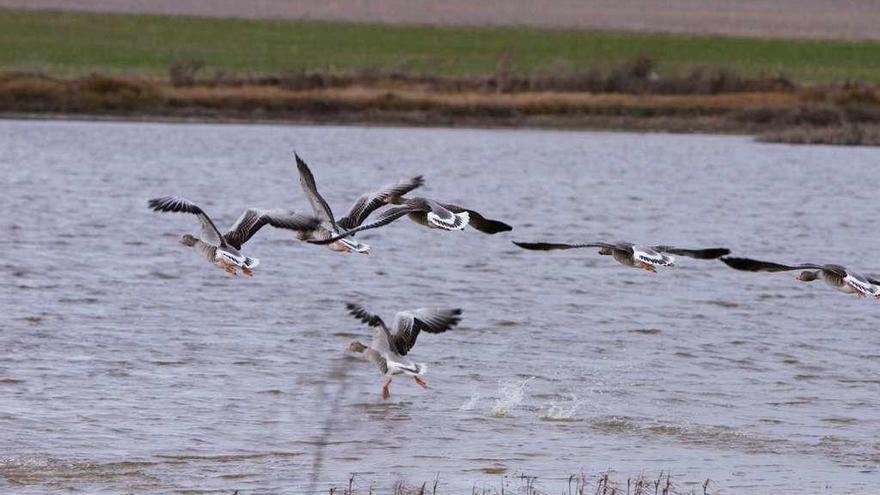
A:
[1,120,879,494]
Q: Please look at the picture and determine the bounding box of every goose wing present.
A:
[345,303,397,355]
[513,241,614,251]
[294,153,337,230]
[652,246,731,259]
[389,308,462,356]
[439,202,512,234]
[148,196,225,247]
[337,175,424,230]
[720,257,823,272]
[307,206,421,244]
[223,208,320,250]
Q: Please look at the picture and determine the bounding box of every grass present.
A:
[3,9,880,82]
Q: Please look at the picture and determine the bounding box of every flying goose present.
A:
[294,152,423,254]
[721,257,880,298]
[307,196,512,245]
[148,196,318,276]
[345,302,462,400]
[512,241,730,272]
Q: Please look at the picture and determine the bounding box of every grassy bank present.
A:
[3,9,880,82]
[3,71,880,144]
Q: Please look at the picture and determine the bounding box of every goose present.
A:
[344,302,462,400]
[294,153,423,254]
[306,196,512,245]
[721,256,880,298]
[512,241,730,272]
[148,196,318,276]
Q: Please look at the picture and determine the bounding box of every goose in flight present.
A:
[512,240,730,272]
[148,196,318,276]
[294,152,423,254]
[344,303,462,400]
[721,256,880,298]
[307,196,512,245]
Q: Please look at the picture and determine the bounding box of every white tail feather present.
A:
[427,211,469,231]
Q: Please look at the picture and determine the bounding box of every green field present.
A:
[2,8,880,82]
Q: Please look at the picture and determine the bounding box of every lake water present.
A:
[1,119,879,494]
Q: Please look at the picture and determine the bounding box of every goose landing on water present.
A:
[344,303,462,400]
[513,240,729,272]
[721,256,880,299]
[148,196,319,276]
[294,152,423,254]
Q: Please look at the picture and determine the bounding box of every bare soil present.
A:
[2,0,879,40]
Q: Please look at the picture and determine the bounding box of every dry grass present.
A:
[329,471,716,495]
[1,70,879,145]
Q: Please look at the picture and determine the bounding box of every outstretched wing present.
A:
[440,203,512,234]
[345,302,387,328]
[294,152,337,230]
[223,208,320,250]
[148,196,225,247]
[345,303,397,355]
[390,308,462,356]
[720,257,822,272]
[337,175,424,230]
[308,206,420,244]
[653,246,730,260]
[513,241,613,251]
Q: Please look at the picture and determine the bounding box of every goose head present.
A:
[179,234,199,247]
[348,341,368,353]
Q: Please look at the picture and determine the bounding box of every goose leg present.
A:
[642,263,657,273]
[241,266,254,277]
[381,377,392,400]
[218,261,237,275]
[413,376,428,389]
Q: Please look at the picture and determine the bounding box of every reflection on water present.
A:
[1,120,879,494]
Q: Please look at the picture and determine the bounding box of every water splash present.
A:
[459,390,481,411]
[492,377,533,417]
[541,393,584,421]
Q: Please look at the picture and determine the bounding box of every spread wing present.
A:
[307,206,420,244]
[223,208,320,250]
[513,241,614,251]
[337,175,424,230]
[294,152,337,230]
[720,257,822,272]
[148,196,225,247]
[652,246,730,260]
[389,308,462,356]
[440,203,512,234]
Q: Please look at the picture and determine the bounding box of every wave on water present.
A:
[492,377,534,418]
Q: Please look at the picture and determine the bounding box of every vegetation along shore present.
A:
[2,9,880,145]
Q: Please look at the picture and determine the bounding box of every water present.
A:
[1,119,879,494]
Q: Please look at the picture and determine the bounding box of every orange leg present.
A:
[381,377,392,400]
[413,376,428,389]
[642,263,657,273]
[242,267,254,277]
[218,261,237,275]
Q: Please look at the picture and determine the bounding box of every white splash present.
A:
[541,393,585,421]
[492,377,533,417]
[459,391,481,411]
